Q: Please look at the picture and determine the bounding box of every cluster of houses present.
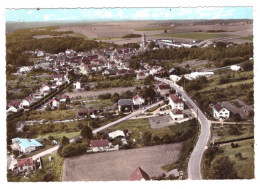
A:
[7,74,71,113]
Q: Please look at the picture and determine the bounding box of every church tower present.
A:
[142,33,146,49]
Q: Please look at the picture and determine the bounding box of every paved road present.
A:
[155,77,211,180]
[32,145,60,160]
[92,100,163,134]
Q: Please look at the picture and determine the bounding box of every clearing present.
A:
[62,143,182,181]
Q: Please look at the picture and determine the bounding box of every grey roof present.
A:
[118,99,134,106]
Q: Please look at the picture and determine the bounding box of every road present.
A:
[92,100,163,134]
[155,77,211,180]
[32,145,60,160]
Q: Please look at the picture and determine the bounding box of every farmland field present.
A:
[62,143,182,181]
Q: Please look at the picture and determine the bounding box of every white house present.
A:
[230,65,241,71]
[169,94,184,110]
[108,130,125,139]
[56,81,63,86]
[170,109,184,121]
[212,103,230,119]
[7,100,23,113]
[47,98,60,108]
[184,72,214,80]
[170,75,181,82]
[37,51,44,57]
[40,84,51,93]
[90,139,111,152]
[133,94,145,106]
[11,138,43,154]
[73,81,81,89]
[53,74,63,81]
[22,96,34,107]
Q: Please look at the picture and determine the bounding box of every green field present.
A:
[135,27,174,31]
[106,118,171,141]
[212,124,254,142]
[214,140,254,179]
[156,32,229,40]
[240,35,253,41]
[24,110,77,121]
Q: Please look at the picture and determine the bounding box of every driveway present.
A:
[32,145,60,160]
[62,143,182,181]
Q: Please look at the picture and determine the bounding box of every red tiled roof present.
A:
[17,158,34,168]
[90,139,109,148]
[133,94,142,100]
[169,94,184,103]
[213,103,225,112]
[53,74,63,78]
[8,100,22,108]
[129,167,150,181]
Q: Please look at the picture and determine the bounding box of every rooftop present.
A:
[129,167,150,181]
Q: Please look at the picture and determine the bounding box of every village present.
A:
[6,22,254,181]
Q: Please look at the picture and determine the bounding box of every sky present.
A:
[5,7,253,22]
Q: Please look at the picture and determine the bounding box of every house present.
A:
[129,167,150,181]
[22,96,35,107]
[73,81,81,89]
[11,138,43,154]
[40,84,51,93]
[184,72,214,80]
[76,109,95,118]
[108,130,125,140]
[157,82,171,96]
[136,72,146,80]
[118,99,134,112]
[53,74,63,81]
[17,158,36,174]
[7,100,23,113]
[60,95,69,103]
[230,65,241,71]
[170,109,184,121]
[132,94,145,106]
[170,75,181,83]
[56,80,63,86]
[90,139,111,152]
[169,94,184,110]
[47,98,60,108]
[212,103,230,119]
[37,50,44,57]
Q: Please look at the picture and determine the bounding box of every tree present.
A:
[111,93,120,103]
[228,125,241,135]
[61,136,70,145]
[143,131,152,145]
[241,60,253,71]
[59,103,67,110]
[209,156,238,179]
[81,125,93,140]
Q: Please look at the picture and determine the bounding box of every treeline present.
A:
[131,43,253,68]
[122,34,141,38]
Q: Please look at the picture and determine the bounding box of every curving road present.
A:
[155,77,211,180]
